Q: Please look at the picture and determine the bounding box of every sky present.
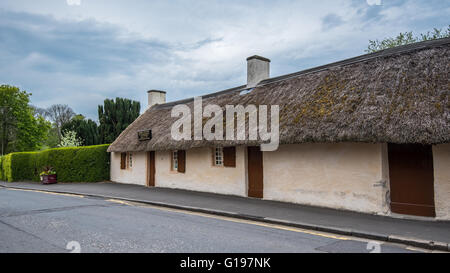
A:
[0,0,449,120]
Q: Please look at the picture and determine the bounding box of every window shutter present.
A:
[223,147,236,167]
[178,150,186,173]
[120,153,127,169]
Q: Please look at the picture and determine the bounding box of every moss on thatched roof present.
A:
[108,38,450,152]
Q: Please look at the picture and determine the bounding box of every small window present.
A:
[214,147,224,166]
[128,152,133,168]
[172,151,178,171]
[240,88,253,96]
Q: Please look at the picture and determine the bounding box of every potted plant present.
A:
[40,166,57,185]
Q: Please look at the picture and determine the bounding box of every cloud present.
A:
[0,10,174,119]
[66,0,81,6]
[322,14,345,30]
[1,11,170,75]
[0,1,448,120]
[366,0,382,6]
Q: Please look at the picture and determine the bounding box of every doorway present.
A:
[247,147,263,198]
[388,144,435,217]
[147,151,155,187]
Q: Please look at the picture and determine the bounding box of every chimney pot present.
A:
[247,55,270,88]
[147,90,166,108]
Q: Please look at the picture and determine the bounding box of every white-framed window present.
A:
[128,152,133,168]
[172,151,178,171]
[214,147,223,166]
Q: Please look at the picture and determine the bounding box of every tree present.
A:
[30,105,48,117]
[44,104,75,143]
[0,85,50,154]
[366,26,450,53]
[15,109,51,152]
[98,97,140,144]
[61,115,100,146]
[44,125,60,149]
[58,130,82,147]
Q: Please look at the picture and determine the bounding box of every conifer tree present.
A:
[98,98,140,144]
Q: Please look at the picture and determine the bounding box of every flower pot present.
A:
[40,174,57,185]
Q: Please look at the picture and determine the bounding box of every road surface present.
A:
[0,187,430,253]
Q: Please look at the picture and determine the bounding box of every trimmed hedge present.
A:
[0,154,12,181]
[0,144,110,182]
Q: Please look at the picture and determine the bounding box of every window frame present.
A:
[128,152,133,169]
[213,147,224,167]
[171,150,178,171]
[212,146,236,168]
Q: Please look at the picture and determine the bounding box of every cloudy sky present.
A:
[0,0,448,120]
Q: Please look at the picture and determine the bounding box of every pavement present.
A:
[1,181,449,251]
[0,187,426,253]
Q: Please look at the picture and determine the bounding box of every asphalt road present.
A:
[0,187,427,253]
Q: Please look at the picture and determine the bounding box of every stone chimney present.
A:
[147,90,166,108]
[247,55,270,88]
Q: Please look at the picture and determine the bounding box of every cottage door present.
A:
[147,151,156,187]
[247,146,263,198]
[388,144,435,217]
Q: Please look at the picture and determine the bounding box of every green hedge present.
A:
[0,144,110,182]
[0,154,12,181]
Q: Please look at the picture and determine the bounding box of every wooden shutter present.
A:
[223,147,236,167]
[120,153,127,169]
[178,150,186,173]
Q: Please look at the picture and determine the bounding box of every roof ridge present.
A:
[259,37,450,86]
[152,84,247,109]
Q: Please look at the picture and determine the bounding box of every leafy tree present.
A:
[15,110,51,152]
[366,26,450,53]
[44,104,75,143]
[98,97,140,144]
[58,130,82,147]
[0,85,50,154]
[61,115,100,146]
[44,125,60,149]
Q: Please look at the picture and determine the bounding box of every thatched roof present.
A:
[108,38,450,152]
